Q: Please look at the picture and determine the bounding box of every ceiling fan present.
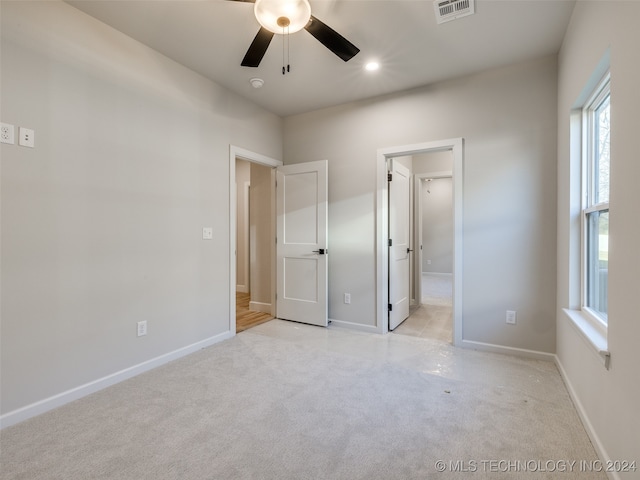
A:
[228,0,360,68]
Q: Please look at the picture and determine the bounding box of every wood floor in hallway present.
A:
[236,292,273,333]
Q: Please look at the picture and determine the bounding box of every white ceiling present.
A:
[66,0,576,117]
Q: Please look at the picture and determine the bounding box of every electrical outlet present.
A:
[506,310,517,325]
[1,123,15,145]
[18,127,35,148]
[344,293,351,304]
[137,320,147,337]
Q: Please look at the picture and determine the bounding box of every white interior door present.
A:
[389,160,411,330]
[276,160,328,327]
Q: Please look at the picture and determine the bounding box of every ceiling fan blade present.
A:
[241,27,274,67]
[304,15,360,62]
[226,0,255,3]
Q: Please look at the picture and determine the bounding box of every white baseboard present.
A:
[422,272,453,277]
[329,318,380,334]
[461,339,555,362]
[0,330,234,429]
[554,356,618,480]
[249,301,272,314]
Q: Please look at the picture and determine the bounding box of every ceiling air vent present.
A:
[434,0,475,24]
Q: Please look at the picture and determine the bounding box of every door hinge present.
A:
[388,303,393,312]
[388,238,392,247]
[388,173,392,182]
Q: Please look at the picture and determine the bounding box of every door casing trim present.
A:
[229,145,283,335]
[376,138,464,345]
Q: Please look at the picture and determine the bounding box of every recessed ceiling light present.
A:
[365,62,379,72]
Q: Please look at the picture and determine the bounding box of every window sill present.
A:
[562,308,610,369]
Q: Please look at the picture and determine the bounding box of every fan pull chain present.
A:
[287,27,290,73]
[281,26,291,75]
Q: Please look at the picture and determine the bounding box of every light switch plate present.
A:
[137,320,147,337]
[202,227,213,240]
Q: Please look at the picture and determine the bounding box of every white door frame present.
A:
[229,145,283,335]
[376,138,463,345]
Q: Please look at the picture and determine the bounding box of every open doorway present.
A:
[229,147,329,332]
[235,158,275,332]
[386,151,454,342]
[419,176,453,311]
[376,138,463,345]
[400,170,454,342]
[229,146,282,335]
[411,150,454,342]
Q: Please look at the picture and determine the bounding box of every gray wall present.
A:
[236,159,251,292]
[556,1,640,466]
[421,178,453,274]
[412,150,453,175]
[235,160,273,306]
[284,55,558,352]
[248,162,273,309]
[413,151,453,274]
[0,2,282,415]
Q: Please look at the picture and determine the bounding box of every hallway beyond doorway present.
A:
[393,304,452,343]
[236,292,273,333]
[394,273,453,342]
[421,273,452,306]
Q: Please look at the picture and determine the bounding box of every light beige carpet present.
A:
[1,320,604,480]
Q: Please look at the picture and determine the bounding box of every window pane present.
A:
[594,94,610,204]
[586,210,608,320]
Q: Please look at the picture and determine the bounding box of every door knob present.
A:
[312,249,327,255]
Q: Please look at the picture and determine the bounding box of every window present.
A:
[582,74,610,327]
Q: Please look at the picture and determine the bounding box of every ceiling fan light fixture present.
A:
[254,0,311,34]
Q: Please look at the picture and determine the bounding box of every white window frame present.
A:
[580,73,610,337]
